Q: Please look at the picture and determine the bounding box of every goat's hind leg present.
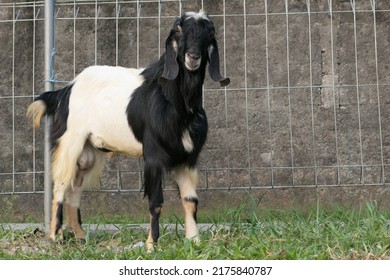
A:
[49,182,67,241]
[50,181,82,241]
[65,186,85,239]
[64,144,103,239]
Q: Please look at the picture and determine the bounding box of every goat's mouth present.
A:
[184,53,201,71]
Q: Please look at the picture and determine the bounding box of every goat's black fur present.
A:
[34,85,73,148]
[126,12,230,243]
[55,202,63,235]
[127,12,224,203]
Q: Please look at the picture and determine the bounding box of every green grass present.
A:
[1,202,390,260]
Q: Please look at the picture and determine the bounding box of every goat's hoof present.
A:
[187,235,200,245]
[145,241,156,253]
[49,229,64,243]
[68,228,86,239]
[64,228,86,242]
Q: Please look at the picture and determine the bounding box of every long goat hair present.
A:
[27,10,229,250]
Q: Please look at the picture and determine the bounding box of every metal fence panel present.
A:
[1,0,390,197]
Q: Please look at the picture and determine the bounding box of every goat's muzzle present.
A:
[185,52,201,71]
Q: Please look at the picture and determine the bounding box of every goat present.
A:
[27,10,229,250]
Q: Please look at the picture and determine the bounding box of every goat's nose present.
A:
[188,53,201,60]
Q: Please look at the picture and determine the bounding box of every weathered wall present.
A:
[1,0,390,221]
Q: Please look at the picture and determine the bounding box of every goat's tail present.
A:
[26,99,46,128]
[27,84,74,128]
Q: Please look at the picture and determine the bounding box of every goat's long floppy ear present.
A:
[208,37,230,87]
[159,25,181,84]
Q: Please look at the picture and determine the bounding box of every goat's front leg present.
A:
[144,163,164,251]
[174,166,199,242]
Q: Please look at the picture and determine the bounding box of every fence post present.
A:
[44,0,55,234]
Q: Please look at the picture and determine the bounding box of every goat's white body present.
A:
[51,66,144,189]
[69,65,144,157]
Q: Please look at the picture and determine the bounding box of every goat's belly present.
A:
[89,130,143,157]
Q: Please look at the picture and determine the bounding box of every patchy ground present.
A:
[1,205,390,260]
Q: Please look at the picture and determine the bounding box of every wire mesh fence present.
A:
[1,0,390,197]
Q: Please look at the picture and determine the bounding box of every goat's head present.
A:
[160,10,230,87]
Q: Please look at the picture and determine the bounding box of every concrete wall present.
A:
[1,0,390,221]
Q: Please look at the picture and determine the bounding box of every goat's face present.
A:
[160,11,230,87]
[180,12,211,72]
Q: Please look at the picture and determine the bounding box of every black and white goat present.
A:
[27,10,229,250]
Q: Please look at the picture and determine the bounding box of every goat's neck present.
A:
[152,54,206,114]
[161,72,205,115]
[177,68,206,113]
